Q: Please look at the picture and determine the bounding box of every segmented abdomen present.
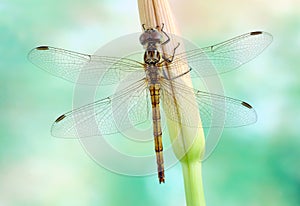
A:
[149,84,164,183]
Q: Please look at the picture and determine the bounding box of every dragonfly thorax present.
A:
[146,65,162,84]
[144,50,161,65]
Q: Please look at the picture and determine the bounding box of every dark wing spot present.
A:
[241,101,252,109]
[36,46,49,50]
[55,114,66,123]
[250,31,262,36]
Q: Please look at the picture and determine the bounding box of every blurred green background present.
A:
[1,0,299,205]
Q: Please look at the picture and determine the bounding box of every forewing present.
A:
[170,31,272,77]
[28,46,144,85]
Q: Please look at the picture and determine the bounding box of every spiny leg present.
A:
[162,67,192,80]
[159,23,171,46]
[162,42,180,63]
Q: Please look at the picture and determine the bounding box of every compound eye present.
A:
[139,32,150,45]
[150,31,163,42]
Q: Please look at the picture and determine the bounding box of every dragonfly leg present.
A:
[172,68,192,80]
[162,67,192,80]
[162,42,180,63]
[155,23,164,30]
[157,23,171,46]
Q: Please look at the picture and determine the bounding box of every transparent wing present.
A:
[169,31,273,77]
[161,79,257,128]
[28,46,144,85]
[52,80,150,138]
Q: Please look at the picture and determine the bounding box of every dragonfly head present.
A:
[139,28,163,47]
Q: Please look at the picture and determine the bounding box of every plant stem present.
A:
[182,161,206,205]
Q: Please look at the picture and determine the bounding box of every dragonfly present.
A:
[28,25,272,183]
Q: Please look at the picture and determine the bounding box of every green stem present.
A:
[182,161,206,206]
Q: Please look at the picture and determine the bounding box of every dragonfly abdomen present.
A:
[149,84,165,183]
